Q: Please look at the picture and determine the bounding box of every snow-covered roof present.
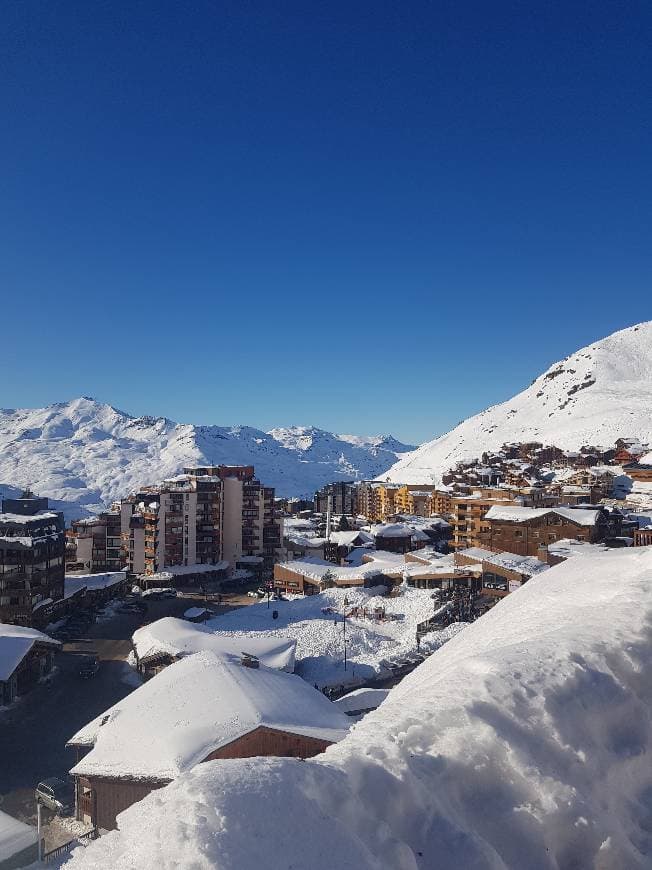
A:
[369,523,430,540]
[484,505,602,526]
[132,617,296,671]
[327,530,373,547]
[0,623,60,681]
[0,510,60,525]
[70,651,350,780]
[333,688,389,714]
[0,809,38,861]
[65,571,126,595]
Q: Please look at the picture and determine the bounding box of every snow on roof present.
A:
[369,523,430,540]
[70,651,350,780]
[132,617,296,672]
[333,688,389,714]
[547,538,609,558]
[65,571,126,595]
[0,623,60,681]
[0,809,38,861]
[66,547,652,870]
[484,505,602,526]
[327,530,373,547]
[183,607,210,619]
[0,510,60,525]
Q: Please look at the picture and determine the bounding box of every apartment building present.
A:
[70,511,124,573]
[449,495,516,550]
[0,492,65,626]
[122,465,282,577]
[313,482,357,516]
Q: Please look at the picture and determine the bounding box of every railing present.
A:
[43,828,98,862]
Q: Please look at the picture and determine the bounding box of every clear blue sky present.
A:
[1,1,651,444]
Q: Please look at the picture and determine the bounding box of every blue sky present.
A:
[1,1,651,444]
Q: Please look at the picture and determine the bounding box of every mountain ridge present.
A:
[0,398,414,519]
[383,320,652,483]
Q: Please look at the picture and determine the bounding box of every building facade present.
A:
[122,465,282,577]
[0,493,65,626]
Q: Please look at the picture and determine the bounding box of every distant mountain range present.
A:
[0,398,414,520]
[384,321,652,483]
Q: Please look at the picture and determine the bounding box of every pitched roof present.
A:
[70,652,350,781]
[0,624,60,682]
[131,617,296,671]
[484,506,602,527]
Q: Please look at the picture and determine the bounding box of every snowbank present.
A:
[66,548,652,869]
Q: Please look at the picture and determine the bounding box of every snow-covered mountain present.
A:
[384,321,652,484]
[0,398,414,519]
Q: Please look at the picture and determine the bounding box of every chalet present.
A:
[68,651,350,830]
[131,617,296,676]
[454,547,548,598]
[623,463,652,483]
[479,505,614,557]
[368,523,430,554]
[0,623,60,706]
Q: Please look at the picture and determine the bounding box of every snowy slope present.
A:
[385,321,652,483]
[66,547,652,870]
[0,398,413,519]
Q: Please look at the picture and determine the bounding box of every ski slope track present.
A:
[385,321,652,484]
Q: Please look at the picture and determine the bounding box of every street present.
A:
[0,588,253,844]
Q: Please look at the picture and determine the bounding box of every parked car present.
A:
[77,654,100,678]
[35,777,74,814]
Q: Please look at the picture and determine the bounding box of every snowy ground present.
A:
[66,547,652,870]
[204,586,466,688]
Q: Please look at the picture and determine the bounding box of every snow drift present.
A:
[385,321,652,483]
[66,547,652,870]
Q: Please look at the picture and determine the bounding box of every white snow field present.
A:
[200,584,466,687]
[0,398,413,519]
[66,547,652,870]
[385,320,652,484]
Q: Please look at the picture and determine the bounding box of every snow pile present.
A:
[385,321,652,484]
[66,547,652,870]
[204,585,465,687]
[0,398,414,519]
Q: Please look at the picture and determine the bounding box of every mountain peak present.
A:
[384,321,652,484]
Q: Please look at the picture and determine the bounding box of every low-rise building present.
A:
[68,651,350,830]
[0,623,60,706]
[479,505,614,557]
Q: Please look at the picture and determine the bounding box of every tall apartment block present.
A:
[313,481,358,516]
[121,465,283,577]
[70,511,123,573]
[0,491,65,625]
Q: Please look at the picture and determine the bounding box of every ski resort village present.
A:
[0,323,652,868]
